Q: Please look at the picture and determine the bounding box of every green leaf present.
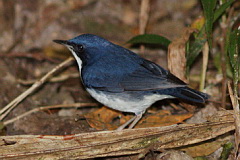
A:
[213,0,234,22]
[228,30,240,70]
[127,34,171,48]
[228,29,240,94]
[187,0,234,69]
[201,0,217,48]
[186,29,207,67]
[187,39,207,67]
[220,142,233,160]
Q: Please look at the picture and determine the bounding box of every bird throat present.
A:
[69,49,83,75]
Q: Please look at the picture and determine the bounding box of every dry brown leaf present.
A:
[84,106,119,130]
[157,150,194,160]
[85,108,193,130]
[181,139,228,157]
[84,106,128,130]
[135,110,193,128]
[119,115,133,126]
[168,28,196,83]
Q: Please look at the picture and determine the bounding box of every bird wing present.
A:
[119,59,187,91]
[90,59,187,92]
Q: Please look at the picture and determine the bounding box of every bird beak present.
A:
[53,40,70,45]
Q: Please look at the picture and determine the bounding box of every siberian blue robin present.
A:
[53,34,209,130]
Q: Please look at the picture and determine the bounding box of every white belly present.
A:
[86,88,173,115]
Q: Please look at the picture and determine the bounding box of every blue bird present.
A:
[53,34,209,130]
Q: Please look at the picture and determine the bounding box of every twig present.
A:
[0,57,74,121]
[139,0,150,54]
[3,103,98,126]
[4,39,23,54]
[207,99,231,107]
[169,102,181,110]
[18,72,79,85]
[199,42,209,91]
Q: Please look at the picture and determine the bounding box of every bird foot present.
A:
[116,113,143,131]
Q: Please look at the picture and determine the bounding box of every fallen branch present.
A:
[0,110,235,159]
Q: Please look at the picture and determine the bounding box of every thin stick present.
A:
[3,103,98,126]
[139,0,150,35]
[169,102,181,110]
[0,57,74,121]
[199,42,209,91]
[139,0,150,54]
[18,72,79,85]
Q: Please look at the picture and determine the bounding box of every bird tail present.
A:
[169,87,209,103]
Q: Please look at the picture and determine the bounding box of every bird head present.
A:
[53,34,113,67]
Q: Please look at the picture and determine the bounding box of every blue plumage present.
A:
[53,34,209,130]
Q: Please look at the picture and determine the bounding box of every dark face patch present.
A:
[74,44,85,58]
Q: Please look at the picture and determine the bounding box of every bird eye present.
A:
[77,45,84,52]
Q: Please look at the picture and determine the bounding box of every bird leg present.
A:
[128,112,143,129]
[116,116,136,131]
[116,112,143,131]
